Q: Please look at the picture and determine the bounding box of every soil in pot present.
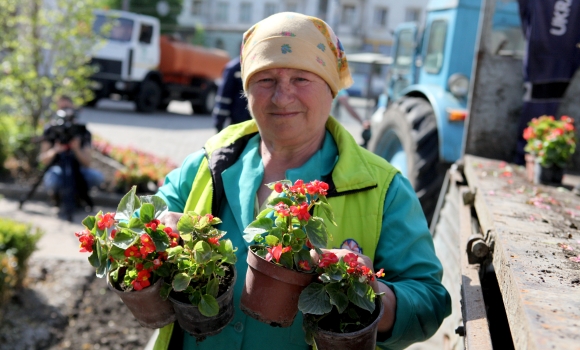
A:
[240,246,316,327]
[168,264,236,342]
[304,298,384,350]
[108,276,176,329]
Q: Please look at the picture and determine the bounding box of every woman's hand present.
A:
[159,211,184,232]
[310,248,397,334]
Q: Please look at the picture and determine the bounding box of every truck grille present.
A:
[90,58,122,76]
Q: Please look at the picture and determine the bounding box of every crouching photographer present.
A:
[38,96,104,219]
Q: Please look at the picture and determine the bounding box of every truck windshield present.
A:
[93,14,134,42]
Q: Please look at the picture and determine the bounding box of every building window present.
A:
[373,7,388,27]
[286,2,298,13]
[341,5,355,25]
[405,8,421,22]
[264,3,278,18]
[240,3,252,23]
[216,2,229,22]
[190,0,203,16]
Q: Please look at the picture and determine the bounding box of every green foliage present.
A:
[0,115,42,173]
[164,211,237,317]
[102,0,183,34]
[523,115,577,168]
[243,179,334,271]
[298,252,383,341]
[0,252,18,308]
[0,0,103,129]
[0,217,44,289]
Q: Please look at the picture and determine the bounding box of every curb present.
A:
[0,182,124,208]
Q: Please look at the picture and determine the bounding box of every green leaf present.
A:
[115,186,141,221]
[167,246,183,259]
[264,235,279,247]
[149,229,170,252]
[160,283,172,300]
[140,203,155,223]
[82,215,96,230]
[127,217,144,230]
[112,229,137,249]
[256,207,274,219]
[206,277,219,297]
[172,273,191,292]
[109,245,125,261]
[304,217,327,248]
[193,241,212,264]
[140,195,168,219]
[88,249,100,268]
[199,294,219,317]
[298,283,332,315]
[326,283,349,314]
[279,251,294,269]
[243,218,273,240]
[96,251,107,278]
[347,283,375,313]
[217,239,237,264]
[177,214,195,233]
[318,201,337,226]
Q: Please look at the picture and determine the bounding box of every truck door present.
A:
[132,20,159,82]
[387,23,418,104]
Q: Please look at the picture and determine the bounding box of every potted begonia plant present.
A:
[74,186,177,328]
[523,115,576,184]
[241,179,335,327]
[298,251,385,349]
[161,211,237,340]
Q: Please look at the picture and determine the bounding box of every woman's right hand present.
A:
[159,211,184,232]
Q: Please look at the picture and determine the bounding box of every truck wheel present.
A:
[135,80,161,113]
[368,97,445,223]
[192,86,217,115]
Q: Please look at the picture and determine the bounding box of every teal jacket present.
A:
[155,118,451,349]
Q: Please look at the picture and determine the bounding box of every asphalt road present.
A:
[77,98,369,166]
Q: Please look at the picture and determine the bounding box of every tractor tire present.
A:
[368,96,446,223]
[135,80,161,113]
[192,85,217,115]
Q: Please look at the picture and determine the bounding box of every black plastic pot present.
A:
[303,297,384,350]
[168,266,236,341]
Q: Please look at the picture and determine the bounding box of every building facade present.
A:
[177,0,428,58]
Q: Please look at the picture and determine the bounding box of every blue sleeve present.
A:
[156,150,206,213]
[374,174,452,349]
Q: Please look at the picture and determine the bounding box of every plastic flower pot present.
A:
[168,265,236,340]
[240,246,316,327]
[108,275,176,329]
[303,297,384,350]
[534,159,564,185]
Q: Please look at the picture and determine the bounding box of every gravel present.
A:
[0,258,155,350]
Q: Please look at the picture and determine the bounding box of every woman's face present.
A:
[246,68,333,147]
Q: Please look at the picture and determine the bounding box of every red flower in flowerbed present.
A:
[523,115,576,167]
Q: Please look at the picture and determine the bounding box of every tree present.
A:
[0,0,103,130]
[103,0,183,34]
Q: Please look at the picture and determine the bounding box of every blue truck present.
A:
[367,0,525,222]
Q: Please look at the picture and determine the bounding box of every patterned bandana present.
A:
[240,12,353,96]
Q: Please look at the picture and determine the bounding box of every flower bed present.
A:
[92,137,177,194]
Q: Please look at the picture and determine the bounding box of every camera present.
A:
[44,108,87,144]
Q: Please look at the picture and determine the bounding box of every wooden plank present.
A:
[459,185,493,350]
[464,155,580,350]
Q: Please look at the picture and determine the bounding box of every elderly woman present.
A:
[153,12,450,350]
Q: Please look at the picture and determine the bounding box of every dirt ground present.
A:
[0,258,155,350]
